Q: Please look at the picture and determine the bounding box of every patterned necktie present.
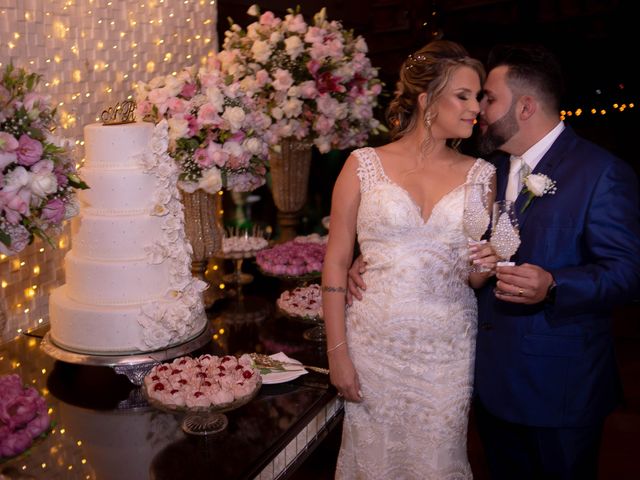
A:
[505,156,529,202]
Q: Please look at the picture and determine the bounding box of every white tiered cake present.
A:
[49,121,208,354]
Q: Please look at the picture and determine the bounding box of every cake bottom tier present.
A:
[49,286,208,355]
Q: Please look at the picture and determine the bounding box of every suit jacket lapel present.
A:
[494,154,510,201]
[514,126,576,230]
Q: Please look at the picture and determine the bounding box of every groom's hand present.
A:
[495,263,554,304]
[346,255,367,305]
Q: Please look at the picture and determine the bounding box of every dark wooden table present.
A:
[0,275,341,480]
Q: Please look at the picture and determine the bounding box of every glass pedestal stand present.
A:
[302,318,326,343]
[218,250,261,301]
[223,257,254,290]
[146,377,262,436]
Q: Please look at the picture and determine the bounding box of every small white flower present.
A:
[247,4,260,16]
[177,180,199,193]
[197,167,223,194]
[29,171,58,198]
[524,173,556,197]
[283,98,303,118]
[271,107,284,120]
[521,173,557,212]
[251,40,272,63]
[167,117,189,144]
[222,106,246,131]
[243,137,263,155]
[285,35,304,60]
[269,31,283,44]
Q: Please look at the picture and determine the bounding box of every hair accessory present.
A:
[406,53,427,69]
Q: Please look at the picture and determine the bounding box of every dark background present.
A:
[217,0,638,229]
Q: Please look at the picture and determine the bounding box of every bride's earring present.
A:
[423,110,433,129]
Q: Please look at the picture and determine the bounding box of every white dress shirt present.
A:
[505,121,565,201]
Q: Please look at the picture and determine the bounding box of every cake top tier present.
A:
[84,122,154,168]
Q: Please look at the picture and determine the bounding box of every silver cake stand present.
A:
[40,323,212,386]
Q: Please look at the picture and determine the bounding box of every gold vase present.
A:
[181,189,224,307]
[269,138,312,241]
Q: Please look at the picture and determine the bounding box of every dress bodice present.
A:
[354,147,495,299]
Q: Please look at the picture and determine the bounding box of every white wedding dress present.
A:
[335,147,495,480]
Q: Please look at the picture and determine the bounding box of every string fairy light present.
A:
[0,0,218,344]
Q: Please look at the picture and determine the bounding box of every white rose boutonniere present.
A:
[521,173,557,212]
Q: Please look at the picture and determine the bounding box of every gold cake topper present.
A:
[101,100,136,125]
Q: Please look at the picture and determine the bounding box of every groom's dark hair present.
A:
[488,44,565,113]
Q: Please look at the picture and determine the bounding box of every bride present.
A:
[321,40,497,479]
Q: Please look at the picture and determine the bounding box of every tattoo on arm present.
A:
[322,286,347,294]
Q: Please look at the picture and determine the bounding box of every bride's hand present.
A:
[328,349,363,403]
[469,242,498,289]
[347,255,367,305]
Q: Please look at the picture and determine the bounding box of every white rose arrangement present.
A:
[1,64,88,255]
[521,173,557,212]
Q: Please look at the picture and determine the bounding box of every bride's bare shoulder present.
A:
[374,140,406,161]
[455,151,478,164]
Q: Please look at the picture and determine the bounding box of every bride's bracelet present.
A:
[326,340,347,354]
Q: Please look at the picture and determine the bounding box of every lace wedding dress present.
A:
[335,147,495,480]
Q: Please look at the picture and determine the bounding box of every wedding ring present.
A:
[518,288,524,296]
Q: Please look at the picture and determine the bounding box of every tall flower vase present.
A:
[181,189,224,308]
[269,138,313,242]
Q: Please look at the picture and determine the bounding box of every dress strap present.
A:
[353,147,389,194]
[466,158,496,195]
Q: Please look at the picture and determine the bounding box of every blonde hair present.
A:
[387,40,485,141]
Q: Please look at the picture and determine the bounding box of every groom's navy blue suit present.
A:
[475,125,640,477]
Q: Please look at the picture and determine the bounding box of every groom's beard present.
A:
[477,103,519,156]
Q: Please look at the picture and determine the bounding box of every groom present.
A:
[473,44,640,479]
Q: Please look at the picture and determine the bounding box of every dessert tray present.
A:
[260,269,322,283]
[217,227,270,287]
[276,284,323,322]
[255,240,326,281]
[276,285,325,341]
[142,354,262,435]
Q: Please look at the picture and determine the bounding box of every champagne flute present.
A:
[490,200,521,266]
[463,183,491,272]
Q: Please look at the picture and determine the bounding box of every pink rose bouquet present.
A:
[0,64,88,255]
[136,64,270,194]
[0,374,51,459]
[220,4,385,153]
